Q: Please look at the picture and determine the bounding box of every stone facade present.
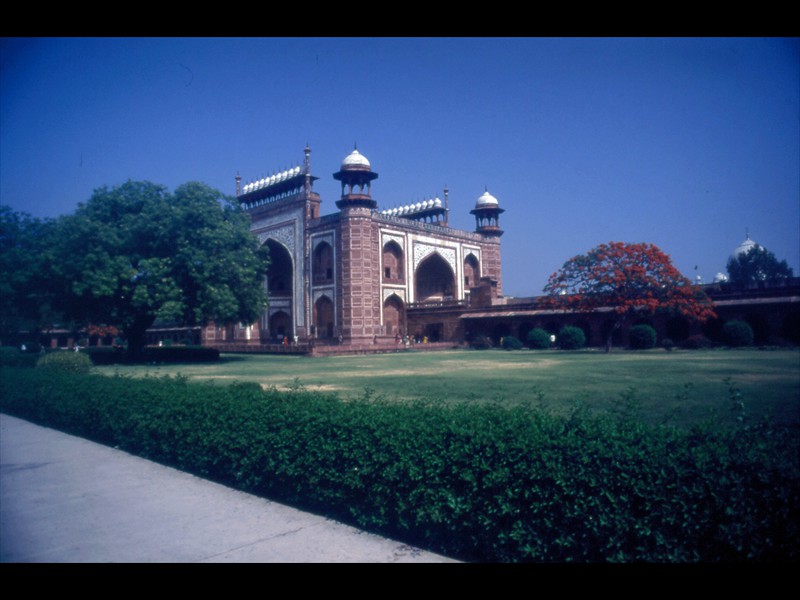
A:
[209,145,506,350]
[203,147,798,354]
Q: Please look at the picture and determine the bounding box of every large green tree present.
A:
[0,206,61,343]
[47,180,269,358]
[726,245,794,286]
[544,242,716,351]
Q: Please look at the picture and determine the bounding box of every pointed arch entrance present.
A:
[314,295,335,339]
[269,311,291,340]
[415,252,455,303]
[464,253,480,289]
[265,239,293,299]
[382,241,404,283]
[383,294,405,336]
[313,241,334,285]
[264,239,294,339]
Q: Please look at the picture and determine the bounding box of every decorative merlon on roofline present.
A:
[240,166,303,196]
[380,197,444,216]
[380,198,447,225]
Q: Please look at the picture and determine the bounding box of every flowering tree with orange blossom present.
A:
[543,242,716,352]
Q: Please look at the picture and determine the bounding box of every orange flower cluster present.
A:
[543,241,716,322]
[87,324,120,338]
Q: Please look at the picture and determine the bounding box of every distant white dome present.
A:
[433,197,442,208]
[341,148,371,170]
[714,272,729,283]
[476,189,499,208]
[732,233,759,259]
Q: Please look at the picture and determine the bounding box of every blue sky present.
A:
[2,37,798,297]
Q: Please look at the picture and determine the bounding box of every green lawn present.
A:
[96,348,800,429]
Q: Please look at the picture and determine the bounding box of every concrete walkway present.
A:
[0,414,457,563]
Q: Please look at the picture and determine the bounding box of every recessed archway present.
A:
[269,311,291,340]
[265,239,293,299]
[313,241,334,285]
[464,254,480,289]
[314,295,335,339]
[415,253,455,303]
[383,241,404,282]
[383,294,405,336]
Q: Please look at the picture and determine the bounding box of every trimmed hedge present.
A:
[1,368,798,563]
[36,350,94,374]
[557,326,586,350]
[629,324,657,350]
[722,320,754,347]
[501,336,523,350]
[0,346,39,368]
[82,345,220,365]
[527,328,551,350]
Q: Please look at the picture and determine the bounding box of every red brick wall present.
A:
[480,237,503,296]
[337,208,382,341]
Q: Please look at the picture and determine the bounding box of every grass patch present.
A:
[95,348,800,429]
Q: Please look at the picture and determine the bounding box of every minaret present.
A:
[443,185,450,226]
[332,146,382,344]
[470,188,505,297]
[302,144,321,220]
[304,143,312,196]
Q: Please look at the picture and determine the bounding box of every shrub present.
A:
[558,326,585,350]
[0,346,39,368]
[501,335,523,350]
[35,350,93,374]
[527,328,551,350]
[722,320,754,347]
[662,338,674,352]
[628,324,657,350]
[82,345,219,364]
[143,345,220,363]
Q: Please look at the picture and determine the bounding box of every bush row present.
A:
[1,368,797,562]
[1,345,220,369]
[82,345,220,365]
[489,321,760,351]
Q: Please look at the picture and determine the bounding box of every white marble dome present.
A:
[475,189,499,208]
[341,148,371,170]
[732,233,759,259]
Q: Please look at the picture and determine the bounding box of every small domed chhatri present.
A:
[333,145,379,209]
[475,189,499,208]
[470,187,504,237]
[341,148,371,171]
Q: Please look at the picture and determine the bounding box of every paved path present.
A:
[0,413,457,563]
